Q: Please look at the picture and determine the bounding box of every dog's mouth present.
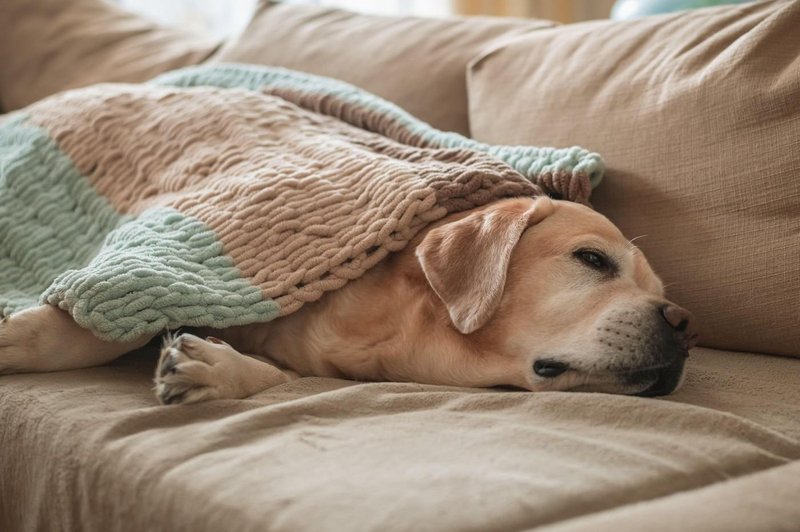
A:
[528,353,688,397]
[628,358,686,397]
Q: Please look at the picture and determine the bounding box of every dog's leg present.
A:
[154,333,299,405]
[0,305,151,374]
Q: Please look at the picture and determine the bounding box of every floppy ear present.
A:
[416,197,554,334]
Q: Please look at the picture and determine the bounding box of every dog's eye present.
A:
[574,249,612,272]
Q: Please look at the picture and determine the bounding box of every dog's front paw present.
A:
[154,333,235,405]
[154,332,296,405]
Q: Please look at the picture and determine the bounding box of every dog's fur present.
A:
[0,197,697,403]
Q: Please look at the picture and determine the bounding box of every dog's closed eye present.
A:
[573,248,616,274]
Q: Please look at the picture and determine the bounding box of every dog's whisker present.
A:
[582,367,595,387]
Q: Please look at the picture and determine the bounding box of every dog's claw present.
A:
[158,351,178,377]
[162,390,185,405]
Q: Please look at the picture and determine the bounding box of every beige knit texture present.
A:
[27,83,569,316]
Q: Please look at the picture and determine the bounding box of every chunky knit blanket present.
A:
[0,64,604,341]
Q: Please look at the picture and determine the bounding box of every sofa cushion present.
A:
[467,0,800,357]
[1,346,799,531]
[0,0,220,111]
[214,1,554,135]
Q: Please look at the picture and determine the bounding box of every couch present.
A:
[0,1,798,531]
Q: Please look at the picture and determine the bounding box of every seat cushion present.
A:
[213,1,554,135]
[467,0,800,357]
[0,0,220,111]
[1,347,798,531]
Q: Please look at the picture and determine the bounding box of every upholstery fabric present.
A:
[0,0,219,111]
[467,0,800,357]
[214,1,555,135]
[1,347,798,531]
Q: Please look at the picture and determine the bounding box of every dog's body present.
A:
[0,197,698,403]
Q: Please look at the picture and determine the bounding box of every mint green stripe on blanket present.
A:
[0,114,125,316]
[152,63,605,189]
[43,208,280,342]
[0,114,279,342]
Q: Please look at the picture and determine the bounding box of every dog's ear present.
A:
[416,197,555,334]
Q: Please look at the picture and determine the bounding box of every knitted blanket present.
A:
[0,64,604,341]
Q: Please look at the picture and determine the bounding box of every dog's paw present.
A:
[154,332,296,405]
[155,334,262,405]
[154,333,236,405]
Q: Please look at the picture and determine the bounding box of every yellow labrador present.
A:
[0,197,697,403]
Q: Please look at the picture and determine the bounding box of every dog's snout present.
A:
[659,303,698,349]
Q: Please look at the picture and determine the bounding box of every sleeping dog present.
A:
[0,196,698,403]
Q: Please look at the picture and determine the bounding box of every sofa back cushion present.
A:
[468,0,800,357]
[214,1,554,135]
[0,0,219,111]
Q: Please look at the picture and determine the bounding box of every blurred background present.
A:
[116,0,753,38]
[276,0,617,19]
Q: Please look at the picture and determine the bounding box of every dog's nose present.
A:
[659,303,699,349]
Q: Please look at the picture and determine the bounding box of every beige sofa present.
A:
[1,1,798,531]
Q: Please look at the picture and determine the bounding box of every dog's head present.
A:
[416,196,698,396]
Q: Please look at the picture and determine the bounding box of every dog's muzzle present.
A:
[629,303,697,396]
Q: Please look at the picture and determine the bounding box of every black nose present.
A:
[659,303,699,349]
[533,359,569,378]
